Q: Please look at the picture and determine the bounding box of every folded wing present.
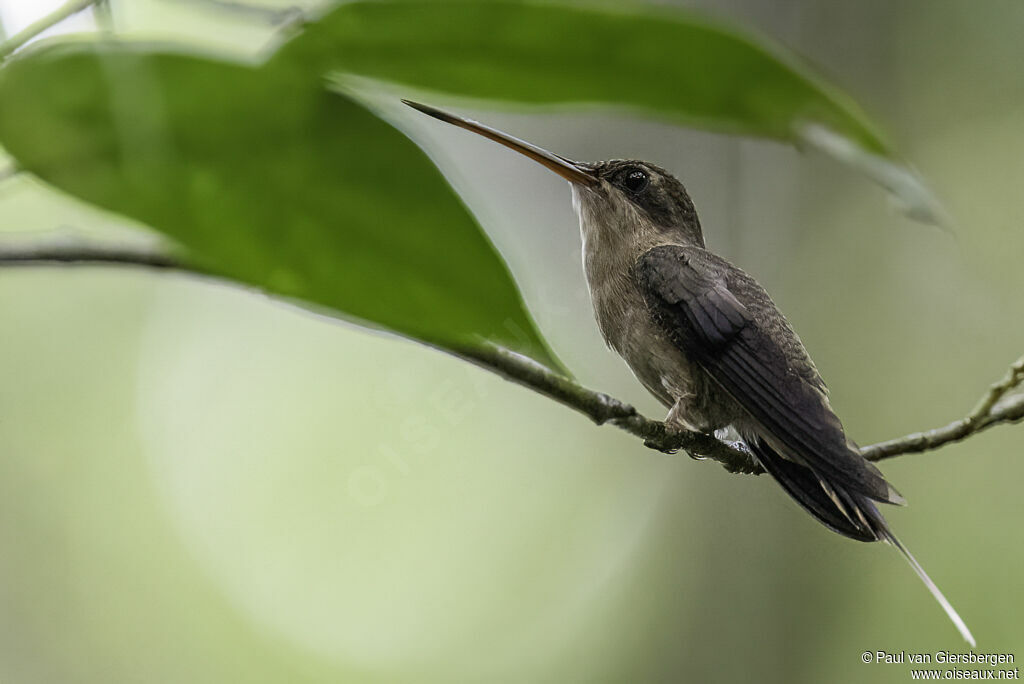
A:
[636,244,901,507]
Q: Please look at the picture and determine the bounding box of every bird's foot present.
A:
[643,437,678,453]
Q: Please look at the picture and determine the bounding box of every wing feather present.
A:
[637,244,898,504]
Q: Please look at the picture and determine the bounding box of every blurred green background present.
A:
[0,0,1021,682]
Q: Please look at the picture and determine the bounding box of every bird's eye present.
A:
[620,168,649,194]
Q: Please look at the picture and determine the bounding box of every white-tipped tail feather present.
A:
[881,529,975,647]
[748,439,974,643]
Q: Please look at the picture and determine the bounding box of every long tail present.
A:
[749,439,975,646]
[875,517,976,647]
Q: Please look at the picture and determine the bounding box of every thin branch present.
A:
[456,344,760,473]
[0,243,183,270]
[0,0,99,61]
[2,243,1021,473]
[860,355,1024,461]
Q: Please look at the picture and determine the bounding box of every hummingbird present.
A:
[403,99,974,646]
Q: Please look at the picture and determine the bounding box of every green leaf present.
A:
[277,1,886,151]
[0,45,562,371]
[274,0,946,225]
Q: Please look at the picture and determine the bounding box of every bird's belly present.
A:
[610,312,692,405]
[592,287,735,430]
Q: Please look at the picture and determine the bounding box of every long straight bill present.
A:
[402,99,598,187]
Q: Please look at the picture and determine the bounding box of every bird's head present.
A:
[571,159,704,249]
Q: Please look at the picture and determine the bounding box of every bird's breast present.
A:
[583,251,700,410]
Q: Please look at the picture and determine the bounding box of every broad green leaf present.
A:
[0,45,562,370]
[274,0,945,225]
[278,1,885,150]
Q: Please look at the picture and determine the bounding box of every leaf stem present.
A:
[0,0,99,61]
[169,0,304,26]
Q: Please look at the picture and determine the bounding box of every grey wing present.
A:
[636,244,901,505]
